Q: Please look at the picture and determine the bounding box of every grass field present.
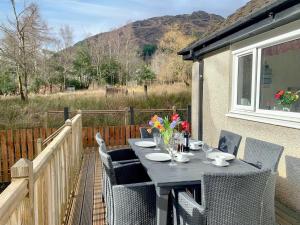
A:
[0,83,191,129]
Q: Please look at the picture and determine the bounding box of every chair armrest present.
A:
[112,159,139,166]
[112,182,156,225]
[173,190,206,225]
[177,191,206,213]
[114,162,150,184]
[108,149,138,161]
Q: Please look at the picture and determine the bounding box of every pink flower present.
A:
[171,114,180,121]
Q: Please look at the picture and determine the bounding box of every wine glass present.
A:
[173,131,181,151]
[202,143,213,164]
[167,138,177,166]
[153,133,161,151]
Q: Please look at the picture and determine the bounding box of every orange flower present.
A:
[151,115,158,122]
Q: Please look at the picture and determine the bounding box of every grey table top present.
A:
[128,138,259,188]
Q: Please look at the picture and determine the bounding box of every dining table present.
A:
[128,138,259,225]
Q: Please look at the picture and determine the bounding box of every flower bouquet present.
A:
[148,114,189,145]
[274,90,299,110]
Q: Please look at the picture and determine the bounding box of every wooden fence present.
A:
[0,113,83,225]
[47,105,191,126]
[0,124,141,183]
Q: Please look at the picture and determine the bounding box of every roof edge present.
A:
[178,0,298,58]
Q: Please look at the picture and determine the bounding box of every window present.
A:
[232,50,256,111]
[231,30,300,128]
[258,39,300,113]
[237,54,253,106]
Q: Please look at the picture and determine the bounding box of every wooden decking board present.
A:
[80,151,95,225]
[93,149,106,225]
[66,147,299,225]
[67,148,106,225]
[67,153,91,225]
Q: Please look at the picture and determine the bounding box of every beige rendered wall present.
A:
[199,21,300,212]
[191,62,200,139]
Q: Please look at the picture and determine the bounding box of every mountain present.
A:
[77,10,224,50]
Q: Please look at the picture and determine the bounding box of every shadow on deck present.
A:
[66,148,300,225]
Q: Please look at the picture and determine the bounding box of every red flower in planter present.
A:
[181,121,190,131]
[275,90,285,100]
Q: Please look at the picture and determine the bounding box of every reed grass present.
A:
[0,84,191,129]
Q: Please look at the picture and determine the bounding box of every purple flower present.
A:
[149,121,154,126]
[170,121,177,129]
[158,117,163,124]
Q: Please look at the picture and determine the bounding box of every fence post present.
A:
[129,106,135,125]
[144,84,148,97]
[172,106,177,115]
[36,138,42,155]
[187,105,192,125]
[64,107,69,121]
[124,107,128,125]
[11,159,34,225]
[44,112,48,129]
[65,119,72,129]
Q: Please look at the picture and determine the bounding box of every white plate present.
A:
[190,140,203,145]
[135,141,156,148]
[207,152,235,161]
[175,158,190,163]
[189,146,201,151]
[211,161,229,167]
[180,152,194,156]
[145,153,171,162]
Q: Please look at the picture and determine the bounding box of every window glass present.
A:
[259,39,300,112]
[237,54,253,106]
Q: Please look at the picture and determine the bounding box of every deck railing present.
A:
[0,113,83,225]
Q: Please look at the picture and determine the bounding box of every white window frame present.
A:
[232,49,257,112]
[229,28,300,128]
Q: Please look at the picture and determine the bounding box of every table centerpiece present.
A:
[148,114,189,145]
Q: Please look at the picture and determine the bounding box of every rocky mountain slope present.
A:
[78,10,224,49]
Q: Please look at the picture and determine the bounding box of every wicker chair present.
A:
[244,137,284,172]
[99,149,156,225]
[218,130,242,156]
[96,133,138,164]
[96,133,139,204]
[172,170,272,225]
[261,172,278,225]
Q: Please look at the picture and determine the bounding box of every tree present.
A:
[135,65,155,84]
[0,67,17,95]
[99,58,122,85]
[0,1,50,100]
[58,25,74,89]
[151,25,196,84]
[72,45,95,88]
[142,44,157,61]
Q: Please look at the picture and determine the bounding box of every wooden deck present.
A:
[67,148,105,225]
[66,148,300,225]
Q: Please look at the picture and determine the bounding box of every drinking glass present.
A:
[153,133,161,151]
[173,131,181,151]
[202,143,213,164]
[167,138,177,166]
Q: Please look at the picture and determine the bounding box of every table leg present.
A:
[156,187,170,225]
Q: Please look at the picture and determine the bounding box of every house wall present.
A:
[196,20,300,212]
[191,62,200,139]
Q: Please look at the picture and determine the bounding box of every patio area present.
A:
[66,147,298,225]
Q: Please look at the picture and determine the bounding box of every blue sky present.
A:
[0,0,249,43]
